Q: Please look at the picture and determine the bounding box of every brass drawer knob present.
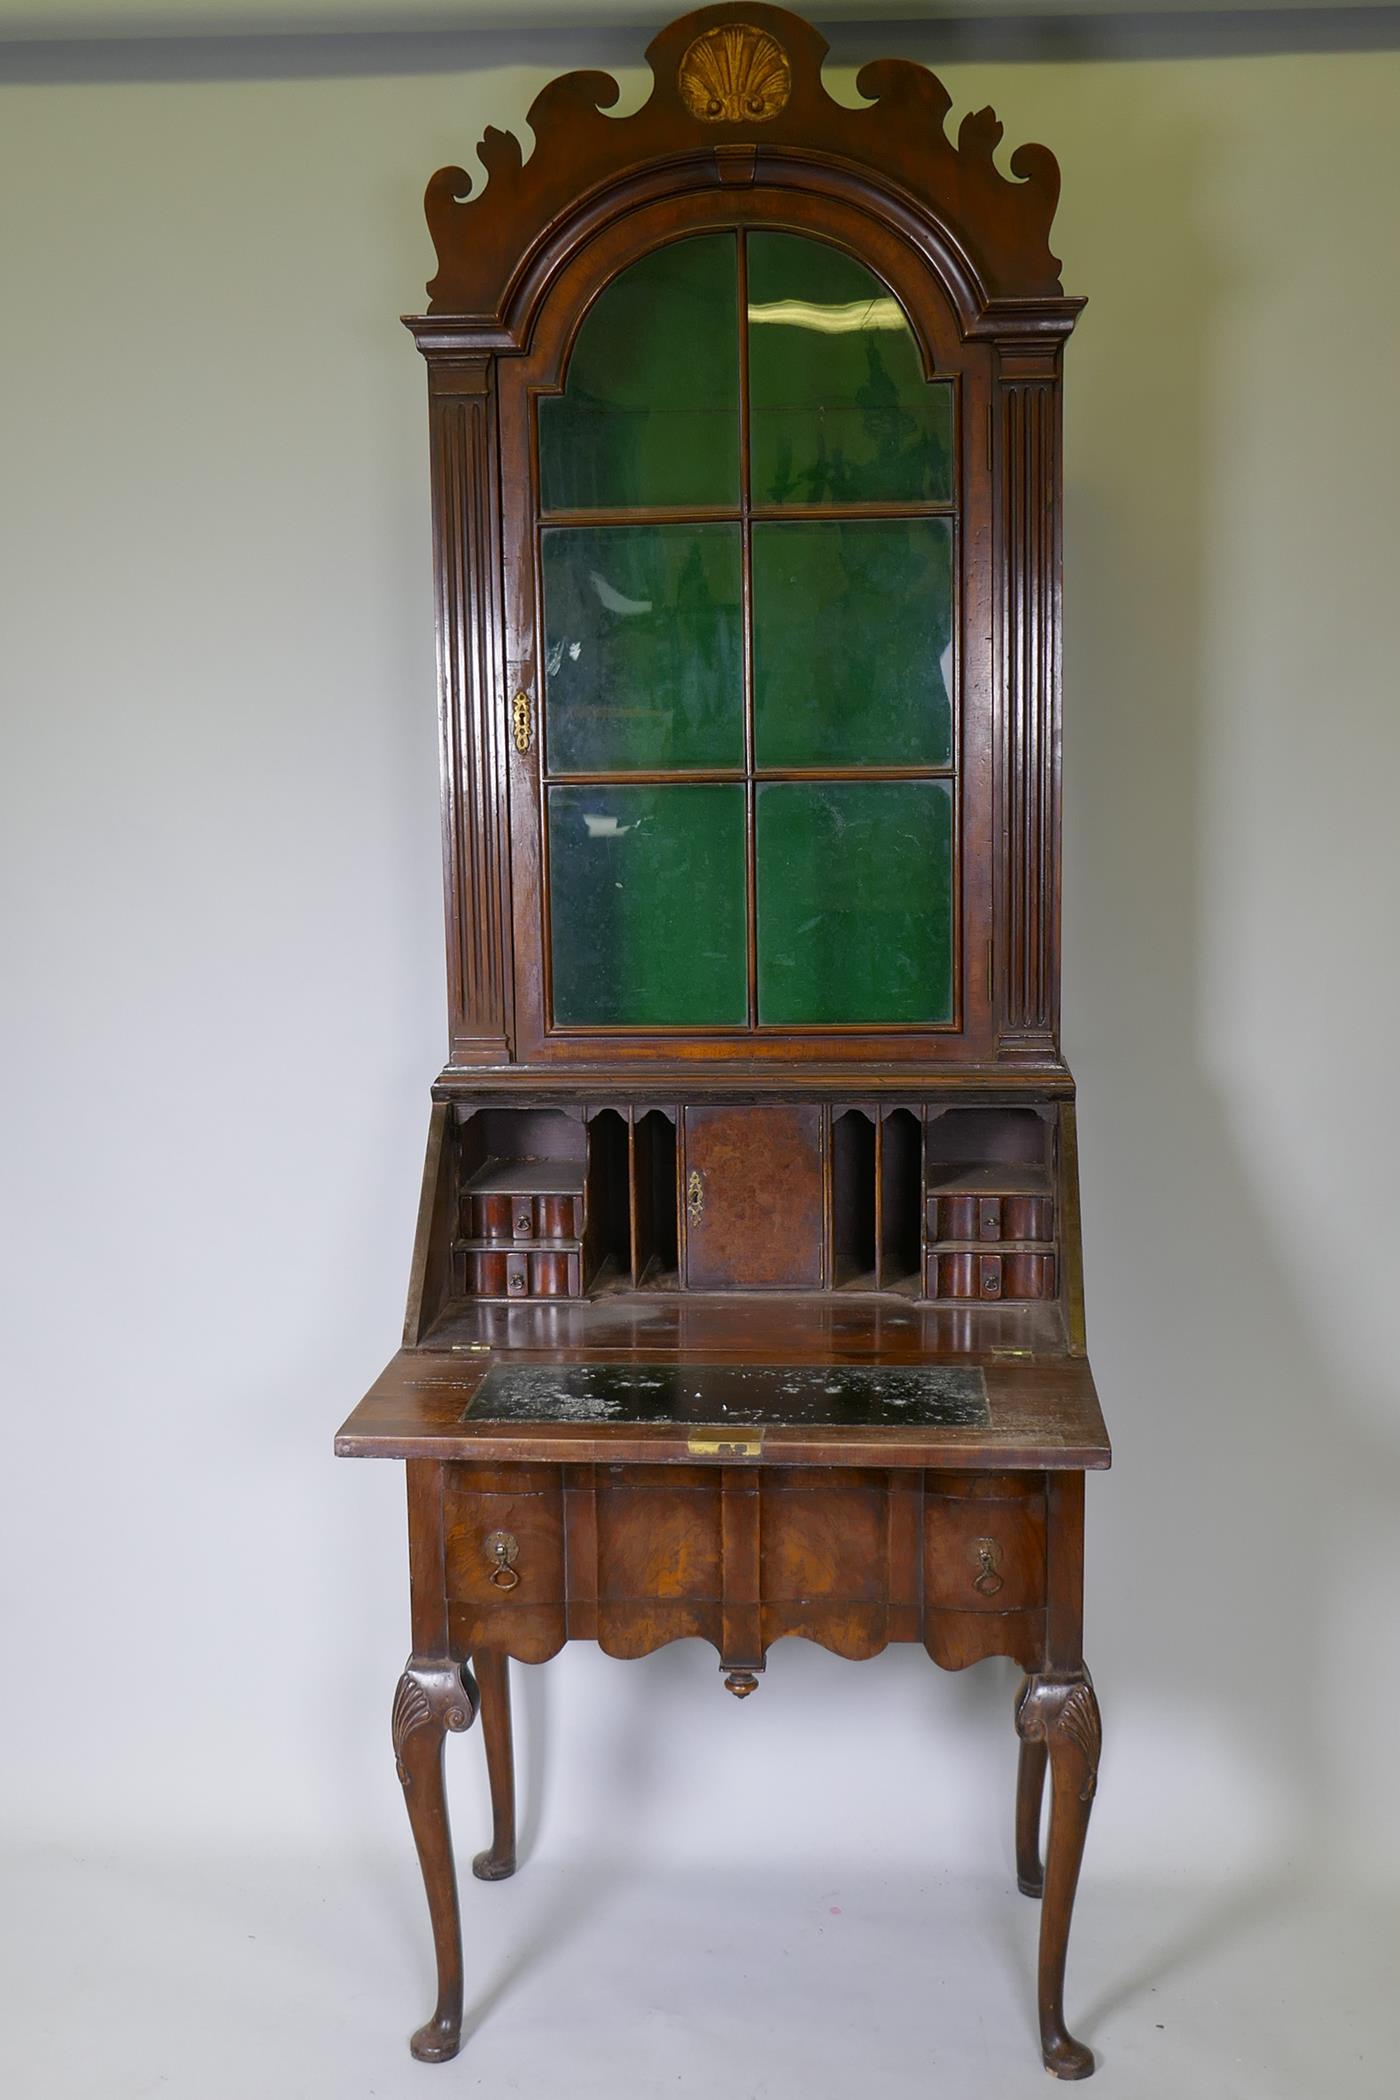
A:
[973,1537,1004,1597]
[485,1529,520,1591]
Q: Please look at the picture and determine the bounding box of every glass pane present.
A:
[747,232,953,507]
[543,524,743,774]
[756,780,954,1024]
[539,235,740,512]
[752,519,953,768]
[548,784,747,1026]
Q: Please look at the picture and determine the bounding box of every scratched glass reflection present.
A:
[752,517,953,768]
[538,233,740,511]
[756,780,954,1025]
[543,524,743,774]
[747,231,953,507]
[548,783,748,1027]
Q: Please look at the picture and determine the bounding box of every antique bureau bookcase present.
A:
[336,4,1110,2079]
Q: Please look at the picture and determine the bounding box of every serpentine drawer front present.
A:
[923,1473,1047,1612]
[440,1462,1048,1664]
[443,1466,565,1606]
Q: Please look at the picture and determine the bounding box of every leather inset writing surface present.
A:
[462,1359,989,1427]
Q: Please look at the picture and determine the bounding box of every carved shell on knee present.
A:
[1057,1684,1101,1800]
[1016,1676,1101,1805]
[679,25,792,125]
[392,1673,431,1784]
[393,1667,472,1786]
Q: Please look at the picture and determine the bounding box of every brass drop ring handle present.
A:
[973,1537,1004,1598]
[486,1529,520,1591]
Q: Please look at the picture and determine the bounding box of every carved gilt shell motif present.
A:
[678,24,792,124]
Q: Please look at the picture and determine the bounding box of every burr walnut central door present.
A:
[683,1103,824,1289]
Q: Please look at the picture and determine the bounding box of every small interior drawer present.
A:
[928,1191,1054,1243]
[471,1191,582,1243]
[463,1248,582,1299]
[925,1249,1057,1301]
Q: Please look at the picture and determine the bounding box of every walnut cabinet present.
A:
[337,7,1109,2078]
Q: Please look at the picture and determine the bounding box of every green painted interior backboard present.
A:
[539,231,958,1031]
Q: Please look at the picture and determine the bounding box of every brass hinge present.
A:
[510,690,533,754]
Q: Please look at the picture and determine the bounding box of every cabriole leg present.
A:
[392,1658,479,2063]
[1014,1674,1049,1896]
[1015,1672,1102,2080]
[471,1649,518,1881]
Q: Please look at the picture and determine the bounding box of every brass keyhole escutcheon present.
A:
[486,1530,520,1591]
[510,690,533,754]
[973,1537,1004,1597]
[686,1169,704,1225]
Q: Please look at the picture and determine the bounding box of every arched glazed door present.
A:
[499,201,996,1065]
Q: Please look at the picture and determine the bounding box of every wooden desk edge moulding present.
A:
[336,5,1111,2079]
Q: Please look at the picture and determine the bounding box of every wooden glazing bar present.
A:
[541,764,956,785]
[536,500,958,527]
[737,228,759,1030]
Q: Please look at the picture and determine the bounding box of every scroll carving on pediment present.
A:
[420,4,1068,323]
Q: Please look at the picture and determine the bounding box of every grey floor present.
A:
[2,1847,1395,2099]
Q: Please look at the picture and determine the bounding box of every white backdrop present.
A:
[3,6,1399,1987]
